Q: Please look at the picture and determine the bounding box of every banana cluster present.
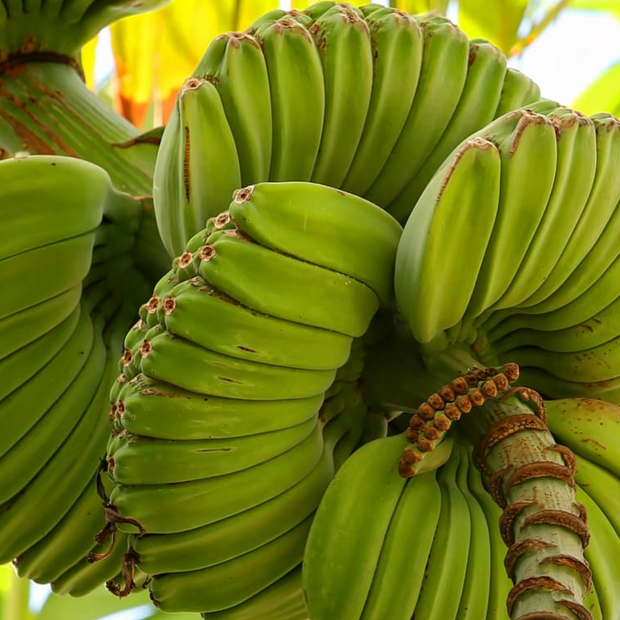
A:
[101,181,401,615]
[396,103,620,403]
[153,1,540,257]
[0,155,146,594]
[304,384,620,620]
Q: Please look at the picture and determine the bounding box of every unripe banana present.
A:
[228,182,402,306]
[495,67,541,117]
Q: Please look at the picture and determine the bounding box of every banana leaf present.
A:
[573,58,620,116]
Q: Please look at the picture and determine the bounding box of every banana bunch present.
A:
[153,1,541,257]
[0,154,146,594]
[395,103,620,403]
[100,181,402,614]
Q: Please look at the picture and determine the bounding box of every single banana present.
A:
[196,229,380,337]
[466,445,513,620]
[308,4,373,187]
[576,485,620,620]
[394,136,501,347]
[153,77,241,257]
[193,32,272,186]
[364,15,469,208]
[546,397,620,479]
[109,415,319,485]
[228,182,402,306]
[108,422,324,534]
[254,17,325,181]
[138,329,337,400]
[148,514,314,613]
[201,566,306,620]
[0,155,108,260]
[302,433,453,620]
[159,276,354,370]
[342,7,422,196]
[114,373,324,441]
[494,67,541,117]
[387,38,507,222]
[0,230,95,320]
[454,444,491,620]
[409,444,471,620]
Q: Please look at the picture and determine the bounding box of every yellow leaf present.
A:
[80,36,98,91]
[389,0,450,14]
[110,0,281,128]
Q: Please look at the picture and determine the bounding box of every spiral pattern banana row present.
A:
[395,101,620,404]
[0,155,155,595]
[153,1,541,258]
[100,181,401,615]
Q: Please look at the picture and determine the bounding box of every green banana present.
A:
[364,15,469,208]
[131,434,333,574]
[153,77,241,257]
[149,514,314,613]
[454,444,491,620]
[0,154,108,260]
[255,17,325,181]
[342,7,422,196]
[159,277,354,370]
[228,181,402,306]
[494,66,541,117]
[302,433,453,619]
[108,415,319,485]
[0,285,81,362]
[193,32,272,186]
[308,4,373,187]
[138,329,337,400]
[408,444,471,620]
[387,37,507,221]
[109,422,324,534]
[114,373,324,440]
[196,229,380,337]
[546,398,620,479]
[576,485,620,620]
[464,110,558,321]
[0,304,89,457]
[356,451,443,620]
[517,113,620,310]
[394,136,501,347]
[0,313,105,504]
[0,230,95,320]
[201,567,306,620]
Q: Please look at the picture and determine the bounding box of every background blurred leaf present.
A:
[570,0,620,16]
[109,0,279,128]
[38,585,196,620]
[81,37,99,91]
[573,58,620,115]
[388,0,450,14]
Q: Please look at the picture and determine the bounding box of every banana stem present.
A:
[463,389,592,620]
[2,570,34,620]
[0,61,154,195]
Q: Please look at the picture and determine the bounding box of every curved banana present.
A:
[302,434,453,620]
[387,37,507,221]
[254,17,325,181]
[196,229,380,337]
[494,67,541,117]
[342,7,422,197]
[228,182,402,306]
[114,373,323,441]
[394,136,501,347]
[153,77,241,257]
[364,15,469,209]
[193,32,272,186]
[160,277,354,370]
[308,4,373,187]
